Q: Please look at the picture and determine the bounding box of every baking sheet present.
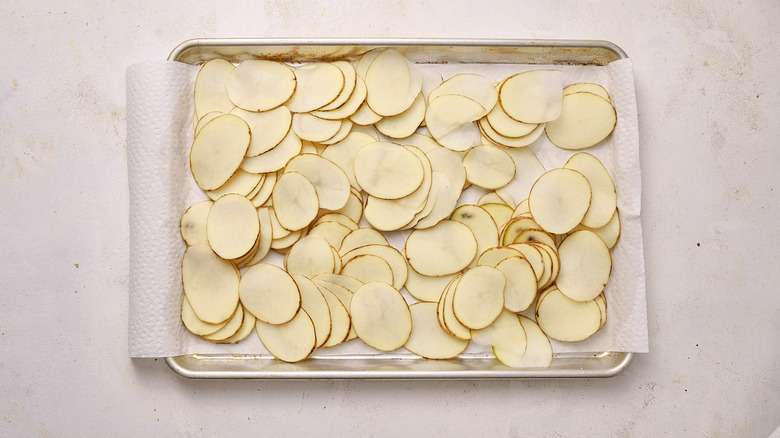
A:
[128,38,645,378]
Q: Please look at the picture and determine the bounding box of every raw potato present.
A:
[341,254,394,285]
[485,102,537,138]
[528,168,592,234]
[180,200,213,247]
[573,208,622,249]
[320,131,375,190]
[470,310,527,357]
[365,49,422,116]
[291,113,343,142]
[181,295,227,336]
[428,73,497,113]
[499,69,564,123]
[545,91,617,150]
[256,309,316,362]
[239,263,301,325]
[316,284,351,348]
[194,59,235,119]
[226,60,296,112]
[292,275,333,348]
[375,93,426,138]
[219,306,257,344]
[272,172,319,231]
[425,94,484,151]
[338,228,388,256]
[350,282,412,351]
[229,106,292,157]
[404,266,457,302]
[495,256,537,312]
[405,302,469,359]
[241,129,302,174]
[181,244,240,324]
[405,220,478,276]
[556,230,612,302]
[438,275,471,340]
[563,152,617,229]
[206,194,260,260]
[564,82,611,101]
[201,303,244,341]
[340,244,407,290]
[286,63,345,113]
[535,287,602,342]
[462,145,516,189]
[206,169,264,200]
[493,315,552,368]
[450,205,499,265]
[190,114,251,191]
[451,266,505,330]
[353,142,424,200]
[318,61,357,111]
[285,154,351,211]
[285,235,336,278]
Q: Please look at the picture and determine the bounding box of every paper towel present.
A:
[126,58,648,358]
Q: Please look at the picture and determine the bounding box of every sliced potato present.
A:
[485,102,538,138]
[256,309,316,362]
[316,284,351,348]
[200,302,243,341]
[353,141,424,200]
[314,212,359,231]
[206,169,264,200]
[291,112,342,143]
[272,171,319,231]
[545,91,617,150]
[405,302,469,359]
[470,310,526,357]
[404,265,457,302]
[286,63,345,113]
[536,287,602,342]
[365,49,422,117]
[308,221,352,250]
[218,305,256,344]
[493,315,552,368]
[194,59,235,119]
[190,114,251,190]
[226,60,296,112]
[405,220,478,276]
[556,230,611,302]
[451,266,505,330]
[206,194,260,260]
[563,152,617,229]
[340,244,407,290]
[181,244,240,324]
[564,82,611,101]
[573,208,621,249]
[428,73,497,114]
[495,256,537,312]
[241,129,302,174]
[292,274,332,348]
[338,228,389,256]
[494,147,545,208]
[285,154,351,211]
[349,100,383,125]
[528,168,592,234]
[375,93,426,139]
[313,75,368,120]
[479,117,546,148]
[285,235,337,278]
[351,282,412,351]
[228,107,292,157]
[195,110,225,136]
[180,200,213,247]
[499,69,564,123]
[462,145,516,189]
[506,242,545,283]
[438,275,470,340]
[320,131,375,190]
[181,295,228,336]
[450,205,499,265]
[425,94,484,151]
[239,263,301,325]
[319,120,353,146]
[249,172,277,208]
[241,207,274,268]
[318,61,357,111]
[476,246,523,268]
[341,254,394,285]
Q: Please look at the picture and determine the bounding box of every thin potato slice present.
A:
[363,195,418,231]
[231,106,292,156]
[427,73,497,114]
[349,100,383,125]
[226,60,296,112]
[495,147,545,208]
[556,230,612,302]
[495,256,537,312]
[405,302,469,359]
[239,263,301,325]
[479,117,546,148]
[201,303,244,342]
[309,221,352,250]
[563,152,617,229]
[195,110,226,136]
[594,292,608,329]
[181,244,240,324]
[219,306,256,344]
[506,243,545,283]
[338,228,388,256]
[485,103,538,138]
[241,207,274,268]
[313,75,367,120]
[493,315,552,368]
[545,91,617,150]
[365,49,422,117]
[350,282,412,351]
[190,114,251,190]
[256,309,316,363]
[318,61,357,111]
[451,266,505,330]
[314,279,358,342]
[480,202,513,231]
[425,94,484,151]
[250,172,277,207]
[285,235,337,278]
[194,59,235,119]
[319,119,353,146]
[320,131,376,190]
[564,82,611,102]
[470,310,527,357]
[335,189,364,224]
[291,113,342,143]
[353,142,424,200]
[450,205,499,265]
[286,63,344,113]
[272,171,319,231]
[404,266,457,302]
[499,69,564,123]
[340,244,407,290]
[314,212,359,231]
[241,129,302,174]
[528,168,592,234]
[476,246,523,268]
[206,194,260,260]
[180,200,213,247]
[462,145,516,190]
[535,287,602,342]
[292,274,333,348]
[181,295,227,336]
[405,220,478,276]
[439,275,471,340]
[375,93,426,138]
[206,169,264,200]
[573,208,621,249]
[341,254,394,285]
[316,285,351,348]
[285,154,351,211]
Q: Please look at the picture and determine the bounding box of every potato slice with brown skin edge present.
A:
[470,310,527,357]
[240,129,302,174]
[338,228,388,256]
[285,235,336,279]
[545,91,617,150]
[190,114,251,191]
[308,221,352,250]
[375,93,426,139]
[353,142,424,200]
[499,69,564,123]
[365,49,421,117]
[284,154,351,211]
[564,82,611,102]
[181,244,240,324]
[556,230,612,302]
[528,168,592,235]
[427,73,497,114]
[405,302,469,359]
[194,59,235,119]
[535,287,602,342]
[201,303,244,342]
[181,295,227,336]
[495,256,537,312]
[286,63,344,113]
[272,172,319,232]
[316,284,351,348]
[195,111,225,136]
[480,203,513,231]
[250,172,276,208]
[513,229,556,249]
[319,120,354,146]
[563,152,617,229]
[339,245,407,290]
[485,103,537,138]
[313,279,358,342]
[341,254,394,285]
[478,117,546,148]
[405,220,478,277]
[572,208,622,249]
[476,246,523,268]
[495,148,545,208]
[462,145,516,190]
[292,275,332,348]
[291,113,342,143]
[256,309,316,363]
[180,200,213,247]
[230,106,292,157]
[501,216,542,246]
[318,61,357,111]
[226,60,296,112]
[206,169,264,200]
[349,100,383,125]
[314,75,368,120]
[313,212,359,231]
[451,266,505,330]
[350,282,412,351]
[206,194,260,260]
[440,276,471,340]
[493,315,552,368]
[320,131,375,191]
[217,306,256,344]
[240,207,273,268]
[239,263,301,325]
[450,205,499,266]
[425,94,484,152]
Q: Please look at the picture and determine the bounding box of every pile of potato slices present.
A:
[180,49,620,367]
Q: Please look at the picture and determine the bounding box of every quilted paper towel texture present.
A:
[126,61,200,357]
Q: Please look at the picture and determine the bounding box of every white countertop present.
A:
[1,1,777,436]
